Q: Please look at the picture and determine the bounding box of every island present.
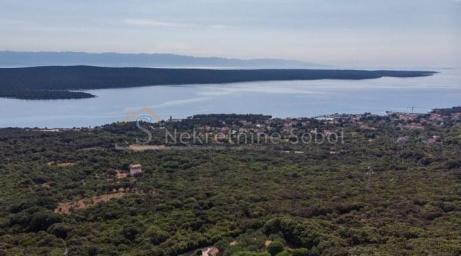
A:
[0,66,435,100]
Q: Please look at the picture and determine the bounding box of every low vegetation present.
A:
[0,110,460,255]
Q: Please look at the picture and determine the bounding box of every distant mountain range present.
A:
[0,51,326,68]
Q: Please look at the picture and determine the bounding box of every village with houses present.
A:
[146,106,461,148]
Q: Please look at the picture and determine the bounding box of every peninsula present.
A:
[0,66,435,100]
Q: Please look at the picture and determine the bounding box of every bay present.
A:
[0,68,460,128]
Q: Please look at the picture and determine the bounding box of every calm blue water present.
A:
[1,69,460,128]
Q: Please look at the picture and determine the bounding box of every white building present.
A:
[129,164,142,176]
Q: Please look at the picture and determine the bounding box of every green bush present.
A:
[291,248,309,256]
[47,223,73,239]
[121,225,141,242]
[144,225,169,245]
[267,241,284,256]
[275,251,291,256]
[28,211,62,232]
[233,252,270,256]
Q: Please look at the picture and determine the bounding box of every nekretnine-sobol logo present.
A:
[115,107,161,150]
[117,107,345,149]
[123,107,162,124]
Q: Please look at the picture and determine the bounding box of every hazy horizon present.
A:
[0,50,459,70]
[1,0,460,69]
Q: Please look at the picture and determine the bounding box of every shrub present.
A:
[29,211,62,232]
[291,248,309,256]
[144,225,169,245]
[233,252,270,256]
[121,225,141,241]
[263,217,325,248]
[48,223,73,239]
[267,241,284,256]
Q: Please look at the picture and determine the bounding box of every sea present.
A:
[0,68,460,128]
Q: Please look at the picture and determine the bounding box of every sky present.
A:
[0,0,460,68]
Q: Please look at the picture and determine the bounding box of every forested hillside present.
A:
[0,110,460,255]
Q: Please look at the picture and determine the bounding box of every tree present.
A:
[267,241,284,256]
[144,225,169,245]
[29,211,62,232]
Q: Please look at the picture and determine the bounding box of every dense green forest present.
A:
[0,110,460,256]
[0,66,435,99]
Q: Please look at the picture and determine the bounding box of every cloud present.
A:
[122,18,191,28]
[209,24,228,29]
[122,18,228,30]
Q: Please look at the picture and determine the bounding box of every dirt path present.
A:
[55,192,127,215]
[129,144,167,152]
